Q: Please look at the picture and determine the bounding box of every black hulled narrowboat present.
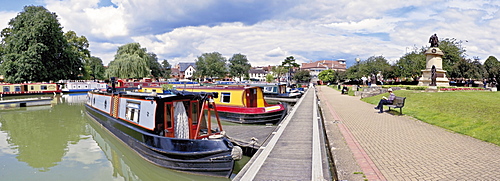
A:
[84,80,241,177]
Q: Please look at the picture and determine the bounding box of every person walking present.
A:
[374,88,395,113]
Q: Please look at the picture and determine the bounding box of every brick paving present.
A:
[317,86,500,180]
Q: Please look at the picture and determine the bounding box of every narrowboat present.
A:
[248,83,302,98]
[0,83,61,96]
[59,80,108,93]
[140,85,287,124]
[84,81,241,177]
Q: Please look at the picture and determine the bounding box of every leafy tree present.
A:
[318,69,336,84]
[265,74,274,83]
[355,56,392,80]
[439,38,466,77]
[271,66,287,82]
[161,60,172,79]
[64,30,90,79]
[395,49,426,80]
[86,56,105,80]
[228,53,251,81]
[105,43,150,78]
[147,53,162,79]
[0,6,83,83]
[281,56,300,82]
[293,69,311,83]
[450,58,485,80]
[194,52,227,80]
[484,56,500,79]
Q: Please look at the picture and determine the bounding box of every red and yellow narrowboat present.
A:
[140,85,287,124]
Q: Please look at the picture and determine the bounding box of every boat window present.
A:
[264,87,273,92]
[221,92,230,103]
[41,85,47,90]
[273,87,277,92]
[3,86,9,92]
[166,104,173,128]
[30,86,34,90]
[191,101,198,125]
[126,101,141,123]
[14,86,21,92]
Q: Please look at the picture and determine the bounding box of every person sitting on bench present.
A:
[374,88,395,113]
[341,85,349,94]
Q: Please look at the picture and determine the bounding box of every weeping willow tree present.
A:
[105,43,150,78]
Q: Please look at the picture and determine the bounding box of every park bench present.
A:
[385,96,406,114]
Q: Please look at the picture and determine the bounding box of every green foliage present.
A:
[484,56,500,79]
[362,90,500,146]
[147,53,163,79]
[318,69,336,83]
[271,66,287,81]
[281,56,300,81]
[86,56,105,80]
[395,50,426,80]
[293,69,311,83]
[439,38,466,76]
[347,56,392,80]
[161,60,172,79]
[194,52,228,80]
[0,6,83,82]
[105,43,150,78]
[265,74,274,83]
[228,53,251,80]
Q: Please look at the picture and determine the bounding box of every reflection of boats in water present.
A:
[85,81,241,177]
[60,93,87,105]
[141,85,287,124]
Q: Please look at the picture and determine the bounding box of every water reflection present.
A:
[0,97,86,172]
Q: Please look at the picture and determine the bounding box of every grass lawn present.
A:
[361,90,500,146]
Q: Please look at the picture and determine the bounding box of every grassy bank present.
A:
[361,90,500,146]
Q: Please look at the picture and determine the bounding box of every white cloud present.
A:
[2,0,500,67]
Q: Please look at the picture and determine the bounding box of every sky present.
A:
[1,0,499,68]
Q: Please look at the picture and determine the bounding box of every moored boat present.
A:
[58,80,108,93]
[84,80,241,177]
[0,82,61,96]
[140,85,287,124]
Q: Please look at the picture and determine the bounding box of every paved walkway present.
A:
[317,86,500,180]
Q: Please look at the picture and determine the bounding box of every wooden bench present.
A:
[385,96,406,114]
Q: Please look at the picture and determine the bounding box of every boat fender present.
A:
[231,146,243,160]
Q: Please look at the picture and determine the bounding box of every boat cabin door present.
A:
[163,103,175,137]
[246,88,258,107]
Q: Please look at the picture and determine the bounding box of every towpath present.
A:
[318,85,500,180]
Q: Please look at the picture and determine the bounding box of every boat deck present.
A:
[232,87,331,180]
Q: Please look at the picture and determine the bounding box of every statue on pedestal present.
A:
[429,34,439,47]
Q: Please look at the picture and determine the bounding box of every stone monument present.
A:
[418,34,450,87]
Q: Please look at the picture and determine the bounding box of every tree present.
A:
[161,60,172,79]
[64,30,90,79]
[356,56,392,80]
[484,56,500,79]
[265,74,274,83]
[86,56,105,80]
[147,53,162,79]
[439,38,466,77]
[271,66,287,82]
[395,49,426,80]
[194,52,227,80]
[105,43,150,78]
[293,70,311,83]
[0,6,83,83]
[318,69,336,84]
[281,56,300,83]
[228,53,251,81]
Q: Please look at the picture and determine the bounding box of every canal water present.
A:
[0,94,249,181]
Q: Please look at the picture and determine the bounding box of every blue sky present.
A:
[1,0,499,67]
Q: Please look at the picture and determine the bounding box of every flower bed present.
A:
[440,87,486,91]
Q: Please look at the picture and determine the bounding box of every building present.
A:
[248,67,269,82]
[300,59,347,82]
[170,62,196,80]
